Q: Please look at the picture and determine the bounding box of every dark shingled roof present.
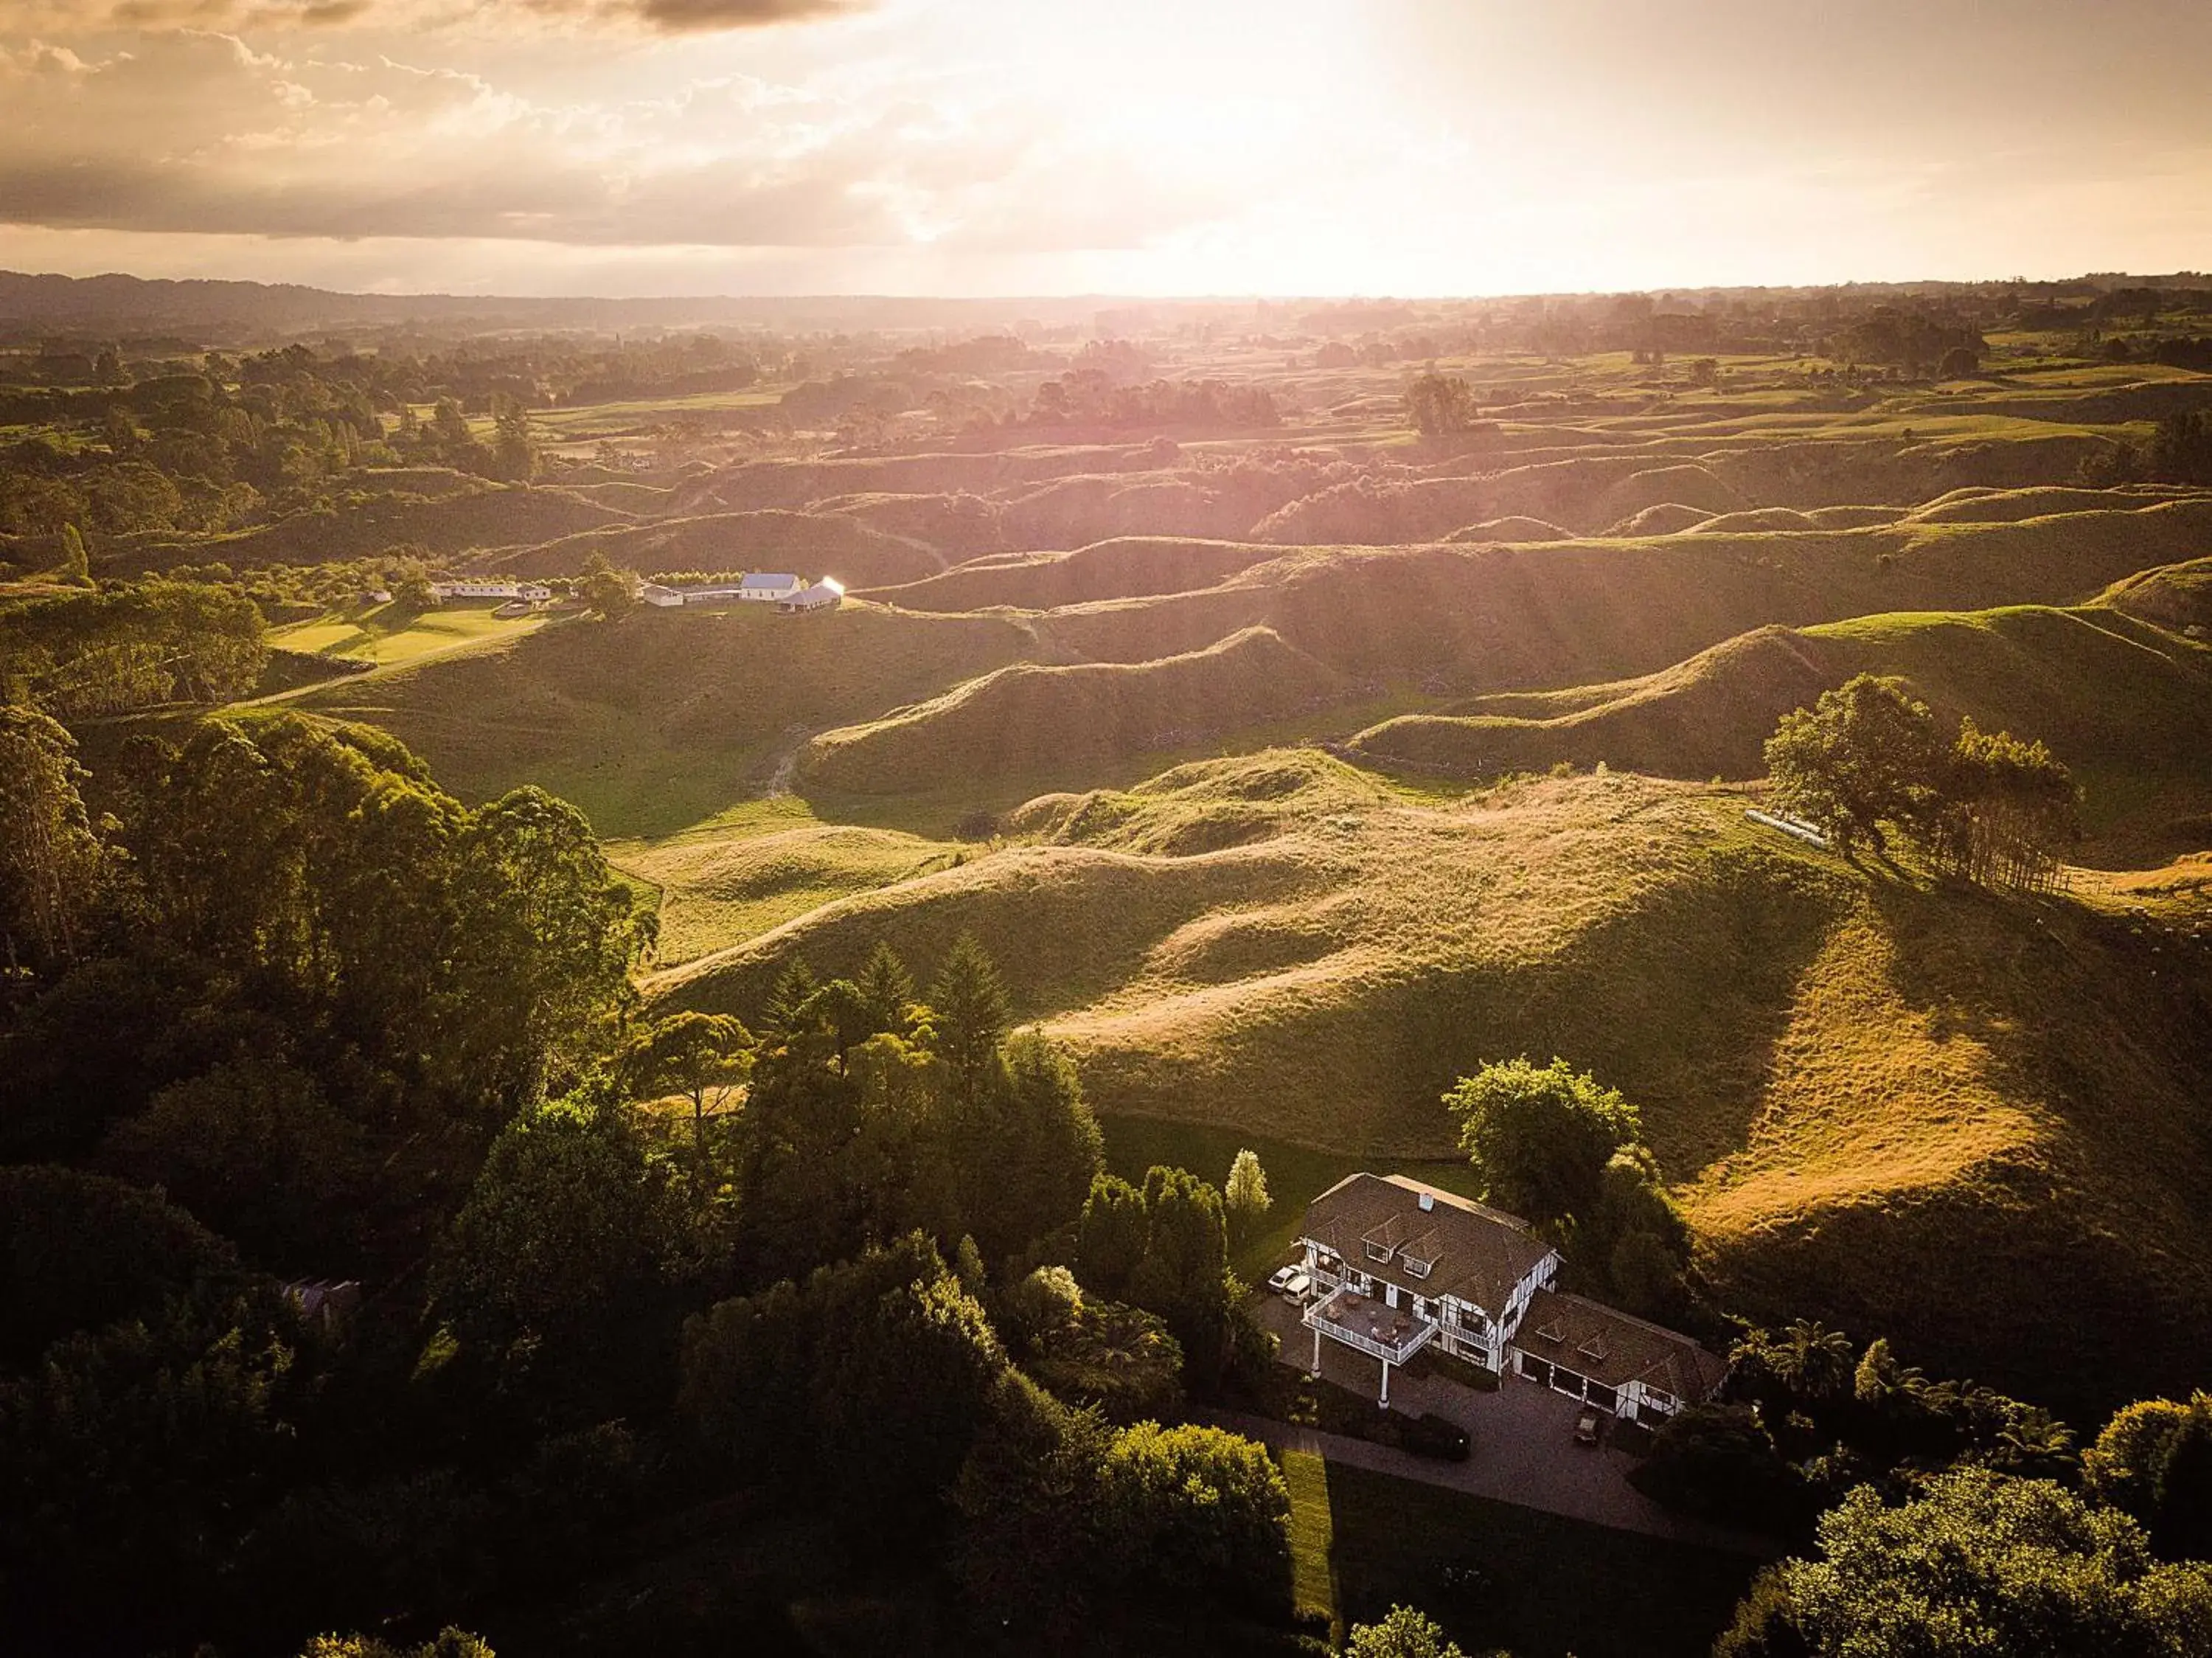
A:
[1301,1173,1554,1316]
[1514,1288,1726,1402]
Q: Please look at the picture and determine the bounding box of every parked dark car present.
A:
[1404,1411,1472,1462]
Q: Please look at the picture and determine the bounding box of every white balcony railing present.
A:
[1303,1286,1439,1367]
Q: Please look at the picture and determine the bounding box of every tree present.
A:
[1094,1421,1293,1609]
[56,523,92,586]
[447,785,652,1109]
[1444,1057,1640,1228]
[1347,1606,1470,1658]
[758,956,819,1040]
[1405,372,1484,436]
[432,1095,673,1360]
[854,939,917,1034]
[1224,1148,1271,1246]
[681,1235,1006,1549]
[1933,718,2079,891]
[300,1631,495,1658]
[389,562,437,612]
[929,931,1010,1104]
[2148,410,2212,485]
[1714,1467,2212,1657]
[578,552,637,621]
[0,705,114,976]
[0,1165,239,1364]
[99,1057,370,1265]
[1938,344,1982,378]
[1077,1173,1150,1301]
[1764,675,1945,858]
[1578,1145,1690,1318]
[966,1027,1104,1258]
[2088,1394,2212,1563]
[0,1283,334,1643]
[622,1010,752,1154]
[490,395,536,482]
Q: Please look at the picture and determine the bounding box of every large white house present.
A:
[1294,1173,1723,1421]
[1296,1173,1559,1407]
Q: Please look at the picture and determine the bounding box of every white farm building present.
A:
[431,580,550,603]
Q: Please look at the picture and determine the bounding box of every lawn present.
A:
[269,603,543,670]
[1324,1463,1759,1658]
[1280,1447,1341,1641]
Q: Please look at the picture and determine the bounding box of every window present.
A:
[1365,1241,1394,1263]
[1585,1382,1619,1413]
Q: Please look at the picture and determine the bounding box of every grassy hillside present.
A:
[299,603,1033,836]
[654,752,2212,1419]
[500,508,945,587]
[610,800,961,968]
[864,535,1285,611]
[125,482,630,571]
[1347,597,2212,864]
[798,625,1350,795]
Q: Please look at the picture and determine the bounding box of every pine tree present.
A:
[855,940,917,1035]
[930,933,1009,1103]
[760,958,820,1040]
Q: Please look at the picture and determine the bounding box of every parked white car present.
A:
[1267,1265,1313,1300]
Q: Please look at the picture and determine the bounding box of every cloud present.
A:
[0,28,1225,254]
[0,0,872,32]
[626,0,863,30]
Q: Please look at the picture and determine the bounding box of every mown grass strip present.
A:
[1281,1445,1340,1642]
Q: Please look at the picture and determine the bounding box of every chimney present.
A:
[1418,1190,1434,1212]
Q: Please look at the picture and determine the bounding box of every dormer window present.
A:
[1534,1320,1565,1345]
[1365,1240,1395,1263]
[1403,1256,1431,1279]
[1578,1333,1608,1362]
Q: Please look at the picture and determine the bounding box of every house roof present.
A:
[740,572,800,589]
[1301,1173,1554,1316]
[1512,1289,1726,1402]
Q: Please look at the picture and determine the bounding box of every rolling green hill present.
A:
[798,625,1350,796]
[653,752,2212,1421]
[1346,594,2212,864]
[299,603,1034,836]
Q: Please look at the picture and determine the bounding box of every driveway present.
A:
[1232,1293,1774,1556]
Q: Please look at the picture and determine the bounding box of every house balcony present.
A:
[1302,1285,1439,1368]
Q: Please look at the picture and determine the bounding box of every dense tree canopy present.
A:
[1444,1056,1641,1229]
[1717,1468,2212,1657]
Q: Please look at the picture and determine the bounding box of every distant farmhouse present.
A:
[430,580,551,603]
[1295,1173,1723,1418]
[641,574,844,614]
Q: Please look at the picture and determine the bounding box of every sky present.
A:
[1,0,2210,297]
